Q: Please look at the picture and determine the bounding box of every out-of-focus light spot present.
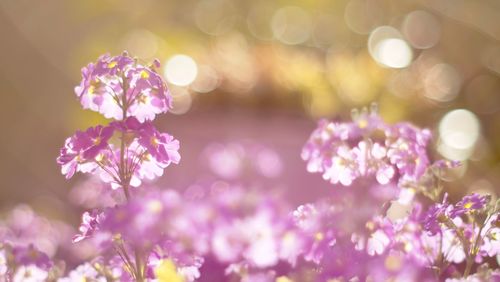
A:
[344,0,384,34]
[465,74,500,114]
[271,6,312,45]
[247,4,276,40]
[255,148,283,178]
[438,109,480,160]
[169,87,192,115]
[423,64,461,102]
[191,65,219,93]
[437,142,473,164]
[164,55,198,87]
[374,38,413,68]
[120,29,159,59]
[388,69,419,98]
[440,109,480,149]
[402,10,441,49]
[194,0,235,36]
[368,26,413,68]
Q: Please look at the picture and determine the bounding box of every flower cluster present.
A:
[57,116,180,189]
[75,52,171,121]
[302,105,431,188]
[299,108,499,281]
[58,52,180,194]
[5,53,499,282]
[0,205,81,262]
[54,52,180,281]
[70,186,300,281]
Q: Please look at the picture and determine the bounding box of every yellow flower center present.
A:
[384,254,403,271]
[147,200,163,213]
[404,242,413,252]
[107,61,118,68]
[276,276,293,282]
[358,119,368,129]
[88,85,95,94]
[154,259,184,282]
[464,202,473,209]
[138,94,150,104]
[141,70,150,79]
[95,153,104,162]
[365,221,375,231]
[151,137,160,147]
[315,232,324,241]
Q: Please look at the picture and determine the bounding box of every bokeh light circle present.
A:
[169,87,193,115]
[368,26,413,68]
[271,6,312,45]
[403,10,441,49]
[164,55,198,87]
[423,63,461,102]
[438,109,480,160]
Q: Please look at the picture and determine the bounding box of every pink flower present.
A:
[73,210,105,243]
[322,145,358,186]
[58,118,180,189]
[302,108,427,188]
[138,123,181,165]
[57,125,114,179]
[75,52,172,121]
[352,141,395,185]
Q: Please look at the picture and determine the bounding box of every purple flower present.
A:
[385,123,431,182]
[137,122,181,165]
[57,125,114,179]
[302,109,430,188]
[422,194,452,235]
[479,213,500,258]
[58,118,180,189]
[352,141,395,185]
[75,52,172,121]
[450,193,490,218]
[292,202,337,264]
[12,245,52,269]
[73,210,105,243]
[322,145,358,186]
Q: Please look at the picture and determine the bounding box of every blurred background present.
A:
[0,0,500,224]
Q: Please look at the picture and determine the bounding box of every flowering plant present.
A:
[0,53,498,282]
